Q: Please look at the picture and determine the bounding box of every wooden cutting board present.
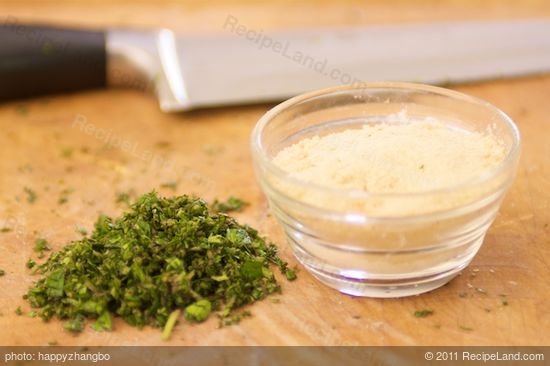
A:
[0,0,549,346]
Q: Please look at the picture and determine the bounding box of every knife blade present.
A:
[165,20,550,111]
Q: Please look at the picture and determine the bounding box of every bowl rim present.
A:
[250,82,521,200]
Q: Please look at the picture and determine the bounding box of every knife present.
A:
[1,17,549,111]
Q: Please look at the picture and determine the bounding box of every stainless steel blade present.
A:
[152,20,550,111]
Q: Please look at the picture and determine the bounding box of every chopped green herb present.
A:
[162,309,181,341]
[44,269,64,297]
[240,260,263,281]
[414,309,434,318]
[15,306,23,316]
[24,187,37,203]
[91,311,112,332]
[64,316,84,332]
[459,325,474,331]
[25,191,294,333]
[184,300,212,322]
[211,196,249,213]
[28,311,38,318]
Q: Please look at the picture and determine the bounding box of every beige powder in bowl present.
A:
[272,120,506,195]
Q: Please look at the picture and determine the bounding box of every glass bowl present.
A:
[251,82,520,298]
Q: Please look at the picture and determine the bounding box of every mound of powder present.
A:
[272,120,506,194]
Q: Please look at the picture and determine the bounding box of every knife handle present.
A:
[0,22,106,101]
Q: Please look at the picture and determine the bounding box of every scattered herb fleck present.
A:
[459,325,474,331]
[25,191,294,334]
[155,141,171,149]
[211,196,249,213]
[1,227,12,233]
[26,259,36,269]
[502,300,509,306]
[162,309,181,341]
[58,187,74,205]
[115,191,134,206]
[219,310,252,326]
[160,181,178,191]
[15,306,23,316]
[48,340,58,346]
[285,269,297,281]
[61,148,74,159]
[76,227,88,236]
[18,164,33,173]
[34,238,50,253]
[24,187,37,204]
[202,145,224,156]
[414,309,434,318]
[16,104,29,115]
[0,269,5,276]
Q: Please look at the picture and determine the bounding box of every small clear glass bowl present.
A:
[251,82,520,298]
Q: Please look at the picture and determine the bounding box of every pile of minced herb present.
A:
[25,192,295,338]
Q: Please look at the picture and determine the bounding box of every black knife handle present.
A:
[0,22,106,101]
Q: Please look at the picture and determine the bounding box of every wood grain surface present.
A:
[0,0,549,346]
